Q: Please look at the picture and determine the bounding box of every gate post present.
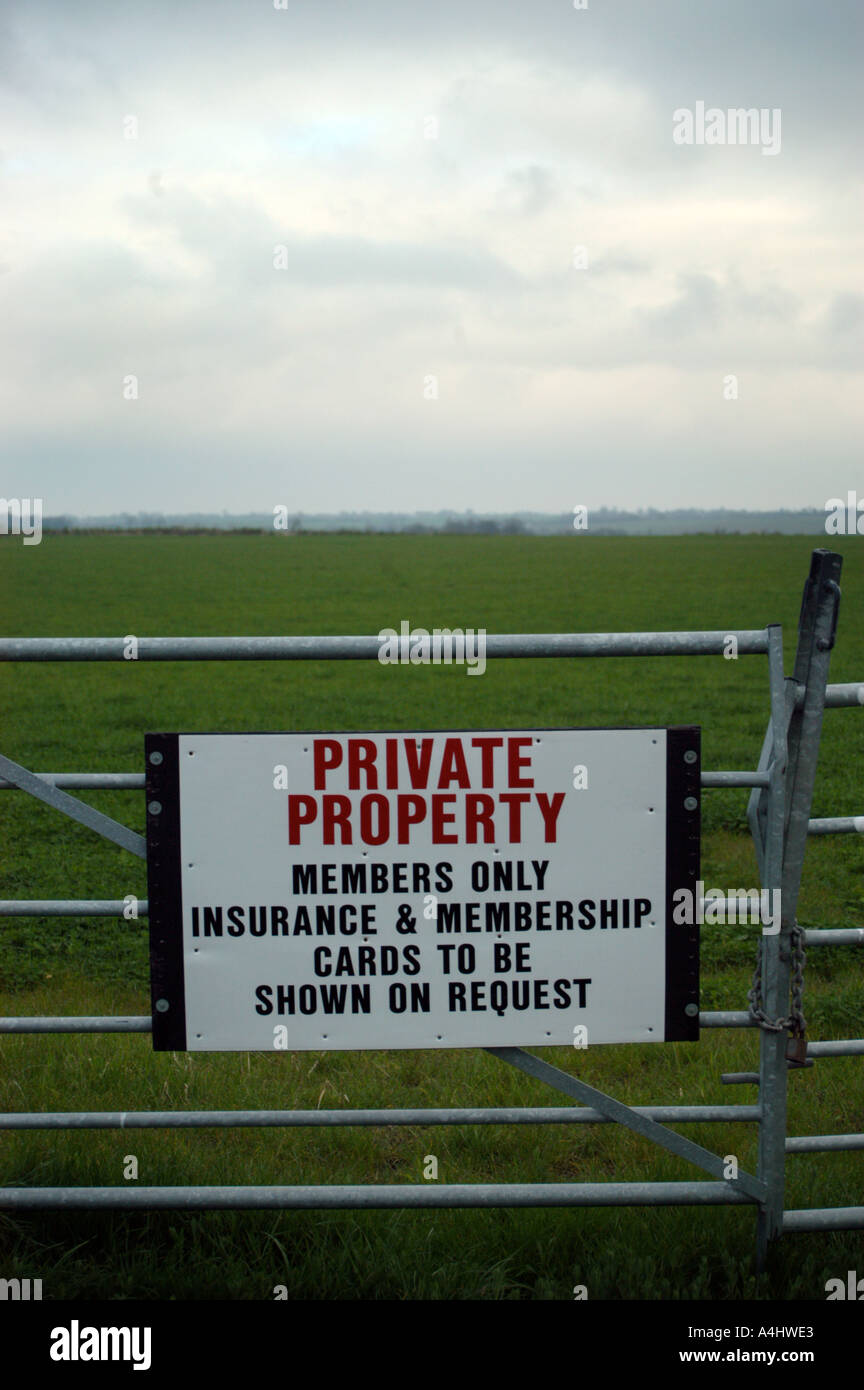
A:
[754,550,842,1269]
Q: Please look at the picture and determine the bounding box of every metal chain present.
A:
[747,922,807,1035]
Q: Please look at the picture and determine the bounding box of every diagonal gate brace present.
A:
[0,753,146,859]
[487,1047,765,1204]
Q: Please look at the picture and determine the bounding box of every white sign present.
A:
[146,728,699,1051]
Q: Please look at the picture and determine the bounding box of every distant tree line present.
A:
[38,507,833,537]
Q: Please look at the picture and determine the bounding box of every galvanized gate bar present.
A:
[748,626,791,1268]
[808,816,864,834]
[0,1011,751,1033]
[0,1016,152,1033]
[0,773,146,790]
[746,627,789,882]
[782,556,843,868]
[786,1134,864,1154]
[486,1047,766,1202]
[803,929,864,945]
[0,901,148,916]
[0,1182,755,1211]
[0,631,771,661]
[0,769,777,791]
[783,1207,864,1232]
[0,1105,762,1130]
[701,771,770,787]
[0,754,146,859]
[813,682,864,708]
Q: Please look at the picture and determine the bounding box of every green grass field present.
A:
[1,532,862,1300]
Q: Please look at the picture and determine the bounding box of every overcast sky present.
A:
[1,0,861,515]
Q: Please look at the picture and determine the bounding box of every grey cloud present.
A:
[264,235,523,289]
[826,292,864,334]
[640,273,723,335]
[121,187,522,289]
[587,253,651,277]
[730,282,801,323]
[496,165,559,217]
[636,272,804,340]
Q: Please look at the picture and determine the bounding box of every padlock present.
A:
[785,1032,812,1067]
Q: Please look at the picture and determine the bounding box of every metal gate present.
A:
[1,545,861,1270]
